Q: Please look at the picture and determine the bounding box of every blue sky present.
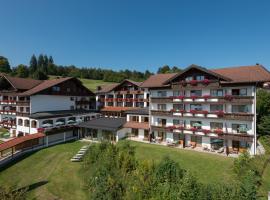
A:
[1,0,270,72]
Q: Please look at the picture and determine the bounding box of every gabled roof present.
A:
[19,77,94,96]
[96,79,142,94]
[211,65,270,83]
[0,74,42,90]
[164,64,231,84]
[140,73,177,88]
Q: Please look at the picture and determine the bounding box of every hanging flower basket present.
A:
[215,110,224,117]
[202,79,210,85]
[190,80,198,86]
[224,94,233,101]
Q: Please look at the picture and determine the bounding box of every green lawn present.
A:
[0,140,236,199]
[0,141,87,200]
[129,141,235,184]
[79,78,114,91]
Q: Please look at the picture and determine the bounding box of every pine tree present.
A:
[48,56,54,64]
[37,54,44,69]
[16,64,29,78]
[29,54,37,74]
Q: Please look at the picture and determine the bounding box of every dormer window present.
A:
[185,76,193,81]
[196,75,205,81]
[52,86,60,92]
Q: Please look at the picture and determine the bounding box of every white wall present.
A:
[117,128,129,141]
[30,95,75,113]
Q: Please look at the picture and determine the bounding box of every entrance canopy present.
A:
[78,117,126,131]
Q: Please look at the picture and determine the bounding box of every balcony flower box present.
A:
[190,127,198,132]
[178,95,185,100]
[202,129,211,134]
[224,94,233,101]
[133,98,138,102]
[202,79,210,85]
[118,98,123,102]
[180,80,187,86]
[170,109,176,112]
[200,110,209,115]
[177,126,185,130]
[190,110,197,115]
[191,95,198,101]
[139,98,144,102]
[215,110,224,117]
[166,126,176,131]
[179,109,186,114]
[203,95,211,100]
[190,80,198,86]
[214,129,223,135]
[169,96,175,99]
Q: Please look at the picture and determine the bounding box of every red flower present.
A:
[190,127,198,132]
[191,95,198,101]
[203,95,211,100]
[202,79,210,85]
[214,129,223,135]
[215,110,224,117]
[202,129,211,134]
[190,110,197,114]
[170,109,176,112]
[190,80,198,86]
[201,110,209,115]
[224,94,233,101]
[178,126,185,130]
[178,95,185,100]
[179,109,186,113]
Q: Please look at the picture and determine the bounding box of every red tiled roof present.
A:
[0,74,43,90]
[140,73,177,88]
[0,133,45,152]
[211,65,270,83]
[19,77,73,96]
[124,122,149,130]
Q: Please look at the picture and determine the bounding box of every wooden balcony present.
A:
[16,101,30,106]
[151,97,172,103]
[116,90,144,95]
[151,109,254,121]
[16,112,30,117]
[172,80,220,90]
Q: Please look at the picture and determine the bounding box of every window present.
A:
[157,104,167,111]
[232,124,248,133]
[196,75,204,81]
[142,117,149,123]
[211,89,223,97]
[24,119,30,127]
[19,107,24,112]
[190,104,202,111]
[210,104,223,112]
[185,76,193,81]
[173,90,184,96]
[173,119,180,125]
[232,105,249,113]
[31,120,37,128]
[18,119,23,126]
[210,122,223,130]
[190,90,202,96]
[173,104,184,110]
[190,121,202,129]
[232,88,247,96]
[131,116,139,122]
[52,86,60,92]
[26,107,30,112]
[157,91,167,97]
[157,118,166,126]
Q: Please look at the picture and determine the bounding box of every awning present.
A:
[0,133,45,152]
[78,117,126,131]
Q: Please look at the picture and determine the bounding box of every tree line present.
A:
[0,55,182,82]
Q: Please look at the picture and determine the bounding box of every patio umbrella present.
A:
[192,123,202,127]
[42,123,53,128]
[76,119,83,123]
[55,121,64,126]
[67,120,76,124]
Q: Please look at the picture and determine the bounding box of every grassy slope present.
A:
[49,75,114,91]
[129,141,234,184]
[0,141,235,199]
[0,141,86,200]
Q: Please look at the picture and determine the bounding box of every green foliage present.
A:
[257,89,270,122]
[0,56,11,73]
[32,69,48,80]
[0,185,27,200]
[157,65,182,74]
[258,116,270,135]
[15,64,29,78]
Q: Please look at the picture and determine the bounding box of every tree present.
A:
[258,116,270,135]
[257,89,270,122]
[32,69,48,80]
[157,65,170,74]
[0,56,11,73]
[37,54,44,68]
[15,64,29,78]
[29,54,37,73]
[48,56,54,64]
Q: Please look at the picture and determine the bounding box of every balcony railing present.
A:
[0,100,16,105]
[0,110,17,115]
[16,112,30,117]
[172,80,220,89]
[151,95,253,104]
[151,110,254,121]
[16,101,30,106]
